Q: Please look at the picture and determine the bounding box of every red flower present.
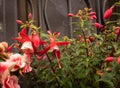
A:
[12,28,44,53]
[89,36,95,42]
[68,13,74,17]
[105,56,114,63]
[38,31,70,68]
[103,6,113,20]
[117,56,120,64]
[93,23,103,29]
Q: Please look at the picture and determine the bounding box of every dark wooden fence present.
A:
[0,0,118,44]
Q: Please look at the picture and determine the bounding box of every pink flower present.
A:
[68,13,74,17]
[7,53,26,71]
[103,6,113,20]
[2,75,20,88]
[93,23,103,29]
[117,56,120,64]
[0,62,16,75]
[0,62,17,88]
[105,56,114,63]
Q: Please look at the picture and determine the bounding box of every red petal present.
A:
[6,44,14,52]
[56,42,70,46]
[30,32,40,48]
[53,49,60,59]
[38,46,50,56]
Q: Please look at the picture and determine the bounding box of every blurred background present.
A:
[0,0,118,44]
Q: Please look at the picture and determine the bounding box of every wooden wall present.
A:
[0,0,119,44]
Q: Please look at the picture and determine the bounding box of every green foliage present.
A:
[16,1,120,88]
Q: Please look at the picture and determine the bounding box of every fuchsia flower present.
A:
[21,41,34,53]
[105,56,114,63]
[13,28,44,54]
[103,6,114,20]
[38,31,70,68]
[46,31,70,58]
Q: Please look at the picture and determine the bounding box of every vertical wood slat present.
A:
[0,0,5,41]
[0,0,17,44]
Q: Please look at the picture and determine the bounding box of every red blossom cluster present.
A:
[0,13,70,88]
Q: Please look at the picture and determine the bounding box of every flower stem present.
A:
[82,30,89,56]
[46,53,61,88]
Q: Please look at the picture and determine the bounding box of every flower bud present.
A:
[68,13,74,17]
[89,36,95,42]
[28,13,32,19]
[105,56,114,63]
[1,42,8,49]
[113,27,120,35]
[0,44,5,53]
[117,56,120,64]
[16,20,24,25]
[103,6,113,20]
[93,23,103,29]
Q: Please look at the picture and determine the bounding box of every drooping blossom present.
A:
[12,28,44,54]
[38,31,70,68]
[103,6,113,20]
[105,56,114,63]
[21,41,34,53]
